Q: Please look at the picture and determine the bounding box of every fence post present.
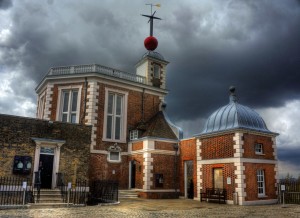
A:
[67,182,72,207]
[22,181,27,205]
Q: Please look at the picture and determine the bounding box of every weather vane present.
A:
[141,3,161,36]
[141,4,161,51]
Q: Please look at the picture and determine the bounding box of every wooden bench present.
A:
[200,188,226,204]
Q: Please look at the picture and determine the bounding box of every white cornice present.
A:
[198,157,277,165]
[36,73,168,96]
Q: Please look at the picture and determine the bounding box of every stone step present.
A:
[119,190,139,199]
[28,203,70,209]
[33,189,64,204]
[36,198,64,203]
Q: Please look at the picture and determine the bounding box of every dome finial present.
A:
[229,86,237,103]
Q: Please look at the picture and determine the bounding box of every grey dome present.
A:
[200,88,273,135]
[142,51,165,61]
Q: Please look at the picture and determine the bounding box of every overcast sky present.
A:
[1,0,300,178]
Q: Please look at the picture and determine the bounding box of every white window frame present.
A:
[56,85,82,123]
[255,143,263,154]
[130,130,139,140]
[103,88,128,143]
[37,91,46,119]
[257,169,266,197]
[107,151,121,163]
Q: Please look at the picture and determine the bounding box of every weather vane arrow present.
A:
[141,3,162,36]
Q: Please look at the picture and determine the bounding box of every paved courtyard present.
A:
[0,198,300,218]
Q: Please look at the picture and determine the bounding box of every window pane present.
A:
[63,92,69,112]
[106,115,112,139]
[62,114,68,122]
[107,94,114,114]
[71,113,76,123]
[116,95,122,115]
[115,117,121,140]
[110,152,119,161]
[71,91,78,112]
[154,64,160,78]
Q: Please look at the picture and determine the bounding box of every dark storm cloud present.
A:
[278,147,300,171]
[1,0,300,135]
[0,0,12,10]
[163,0,300,123]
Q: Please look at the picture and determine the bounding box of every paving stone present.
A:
[0,199,299,217]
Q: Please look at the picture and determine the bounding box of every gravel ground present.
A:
[0,199,300,218]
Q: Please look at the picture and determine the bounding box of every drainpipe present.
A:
[141,88,145,122]
[173,143,179,197]
[82,77,88,124]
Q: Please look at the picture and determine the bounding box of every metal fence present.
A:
[278,181,300,204]
[56,174,88,206]
[0,177,33,205]
[88,180,119,205]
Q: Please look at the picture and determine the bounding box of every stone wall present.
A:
[0,114,91,183]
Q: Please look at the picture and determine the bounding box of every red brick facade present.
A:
[243,163,277,201]
[201,134,234,159]
[201,163,236,200]
[243,134,275,160]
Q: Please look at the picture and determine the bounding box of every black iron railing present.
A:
[88,180,119,205]
[56,173,88,205]
[70,179,88,205]
[34,171,41,203]
[0,177,33,205]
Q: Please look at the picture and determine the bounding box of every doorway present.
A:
[184,160,194,199]
[213,168,223,189]
[130,161,136,188]
[39,154,54,189]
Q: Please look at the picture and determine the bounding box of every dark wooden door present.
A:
[131,161,136,188]
[39,154,54,189]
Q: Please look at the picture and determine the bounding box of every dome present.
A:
[200,87,273,135]
[142,51,165,61]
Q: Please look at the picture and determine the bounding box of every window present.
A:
[37,93,45,119]
[109,151,120,161]
[255,143,263,154]
[60,90,79,123]
[257,169,265,196]
[130,130,139,140]
[153,64,160,79]
[107,144,122,163]
[103,88,128,142]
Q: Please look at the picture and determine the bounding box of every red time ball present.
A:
[144,36,158,51]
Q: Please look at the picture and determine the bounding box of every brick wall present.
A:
[179,138,197,197]
[0,114,91,182]
[89,153,129,189]
[94,83,160,152]
[151,154,176,189]
[132,142,143,151]
[243,134,275,160]
[201,134,234,159]
[243,163,276,201]
[155,142,174,151]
